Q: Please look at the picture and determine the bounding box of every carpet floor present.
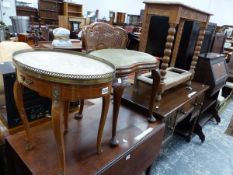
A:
[151,98,233,175]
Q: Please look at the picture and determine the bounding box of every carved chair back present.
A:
[82,22,128,52]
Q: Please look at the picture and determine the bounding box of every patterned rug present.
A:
[151,99,233,175]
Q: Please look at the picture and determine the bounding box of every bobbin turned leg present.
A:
[189,23,206,78]
[14,80,33,150]
[157,23,177,101]
[97,95,110,153]
[52,87,66,175]
[187,24,206,90]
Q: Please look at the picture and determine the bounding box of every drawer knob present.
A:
[179,110,187,115]
[20,75,33,86]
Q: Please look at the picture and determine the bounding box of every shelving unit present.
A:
[39,0,64,26]
[16,6,39,24]
[64,2,83,17]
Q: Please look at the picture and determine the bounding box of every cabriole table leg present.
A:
[13,80,33,150]
[97,95,110,153]
[63,101,70,133]
[110,83,126,147]
[52,87,66,175]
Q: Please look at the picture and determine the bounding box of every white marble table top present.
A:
[89,49,157,69]
[13,50,115,81]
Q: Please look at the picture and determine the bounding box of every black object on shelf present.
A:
[175,21,200,70]
[200,22,217,54]
[0,62,51,128]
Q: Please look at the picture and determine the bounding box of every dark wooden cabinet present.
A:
[16,6,39,24]
[39,0,64,26]
[194,53,228,125]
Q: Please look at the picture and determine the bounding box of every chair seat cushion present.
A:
[89,49,157,68]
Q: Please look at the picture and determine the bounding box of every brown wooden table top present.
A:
[6,99,164,175]
[39,40,82,51]
[122,81,209,118]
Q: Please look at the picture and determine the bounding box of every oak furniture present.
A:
[83,22,160,147]
[122,81,209,143]
[139,0,212,100]
[64,2,83,18]
[116,12,126,25]
[13,49,115,175]
[39,0,64,26]
[6,99,165,175]
[194,53,228,126]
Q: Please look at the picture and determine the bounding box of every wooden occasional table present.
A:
[13,49,115,175]
[139,1,212,99]
[89,48,160,146]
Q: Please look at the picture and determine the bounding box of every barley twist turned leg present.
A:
[157,23,176,101]
[187,24,206,90]
[189,24,206,76]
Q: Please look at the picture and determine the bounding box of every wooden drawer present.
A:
[176,101,195,125]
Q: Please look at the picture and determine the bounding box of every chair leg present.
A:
[74,99,84,119]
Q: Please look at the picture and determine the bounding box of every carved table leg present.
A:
[74,99,84,119]
[13,80,32,150]
[52,87,66,175]
[194,122,205,143]
[97,95,110,153]
[63,101,70,133]
[110,79,128,147]
[148,69,160,122]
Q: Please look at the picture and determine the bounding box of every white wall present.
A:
[70,0,233,26]
[0,0,16,25]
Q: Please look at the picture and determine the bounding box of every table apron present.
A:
[16,71,112,101]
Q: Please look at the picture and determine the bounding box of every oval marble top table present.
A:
[13,49,115,175]
[13,49,115,85]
